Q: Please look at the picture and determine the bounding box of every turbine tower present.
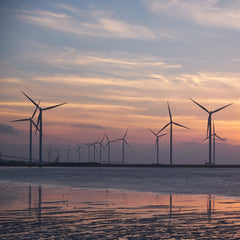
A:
[75,143,87,162]
[63,144,72,163]
[91,139,99,163]
[148,128,167,165]
[85,143,91,162]
[11,104,39,165]
[105,133,115,164]
[160,102,190,165]
[22,91,67,167]
[96,135,105,164]
[202,121,226,165]
[114,129,130,164]
[190,98,232,165]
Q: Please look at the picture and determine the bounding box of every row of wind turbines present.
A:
[11,92,232,167]
[44,130,130,165]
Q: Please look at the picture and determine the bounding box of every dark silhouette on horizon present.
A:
[148,128,167,165]
[11,103,39,165]
[113,129,130,164]
[190,98,232,165]
[21,91,67,167]
[160,102,190,165]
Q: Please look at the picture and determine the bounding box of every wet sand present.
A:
[1,182,240,239]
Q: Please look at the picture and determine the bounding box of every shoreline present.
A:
[1,160,240,168]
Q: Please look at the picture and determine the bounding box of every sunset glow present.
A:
[1,0,240,164]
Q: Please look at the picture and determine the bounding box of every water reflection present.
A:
[1,182,240,239]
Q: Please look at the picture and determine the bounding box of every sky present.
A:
[1,0,240,164]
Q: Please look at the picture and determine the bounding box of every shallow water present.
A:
[1,167,240,239]
[1,167,240,196]
[1,182,240,239]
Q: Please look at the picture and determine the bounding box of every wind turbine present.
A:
[75,143,87,162]
[11,104,39,165]
[190,98,232,165]
[160,102,190,165]
[22,91,67,167]
[63,144,71,163]
[91,139,99,163]
[148,128,167,165]
[202,120,226,165]
[105,133,115,164]
[96,135,105,163]
[85,143,91,162]
[114,129,130,164]
[46,144,53,162]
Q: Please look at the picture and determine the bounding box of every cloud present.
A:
[16,7,156,40]
[145,0,240,31]
[73,123,104,130]
[233,59,240,62]
[0,124,18,134]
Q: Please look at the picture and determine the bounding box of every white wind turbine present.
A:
[22,91,67,167]
[11,104,39,165]
[160,102,190,165]
[114,129,130,164]
[190,98,232,165]
[202,120,226,165]
[148,128,167,165]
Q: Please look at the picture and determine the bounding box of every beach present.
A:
[1,167,240,239]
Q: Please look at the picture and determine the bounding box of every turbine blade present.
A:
[159,122,170,132]
[216,134,226,141]
[124,139,131,148]
[21,91,39,108]
[148,128,157,136]
[43,102,67,111]
[31,100,40,119]
[104,132,110,141]
[123,129,128,139]
[11,118,30,122]
[212,103,233,114]
[100,135,105,143]
[202,136,209,142]
[172,122,190,129]
[35,113,41,135]
[189,98,209,113]
[158,132,168,138]
[207,115,211,137]
[167,102,172,121]
[31,119,39,132]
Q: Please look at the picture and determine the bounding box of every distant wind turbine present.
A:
[96,135,105,163]
[22,91,67,167]
[105,133,115,164]
[75,143,87,162]
[114,130,130,164]
[160,102,190,165]
[91,139,99,163]
[148,128,167,165]
[85,143,91,162]
[202,120,226,165]
[190,98,232,165]
[11,104,39,165]
[63,144,71,162]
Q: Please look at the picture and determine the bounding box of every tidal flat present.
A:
[1,181,240,239]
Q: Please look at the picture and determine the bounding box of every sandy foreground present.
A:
[1,181,240,239]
